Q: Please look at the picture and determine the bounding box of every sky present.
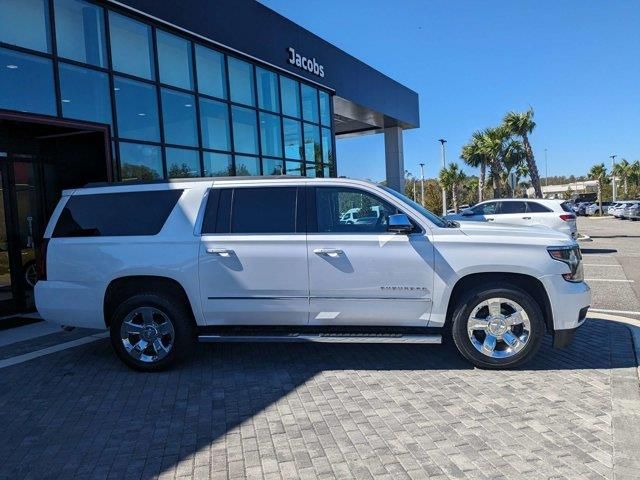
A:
[259,0,640,182]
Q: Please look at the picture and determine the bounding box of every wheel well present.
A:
[445,272,554,333]
[103,276,195,328]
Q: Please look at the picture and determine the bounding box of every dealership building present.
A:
[0,0,419,312]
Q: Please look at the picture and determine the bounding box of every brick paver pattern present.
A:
[0,319,635,480]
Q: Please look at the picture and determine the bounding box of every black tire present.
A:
[109,292,195,372]
[450,284,545,369]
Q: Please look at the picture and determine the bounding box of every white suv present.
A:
[446,199,578,239]
[35,178,590,371]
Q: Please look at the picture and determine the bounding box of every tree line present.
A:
[588,160,640,208]
[406,109,545,213]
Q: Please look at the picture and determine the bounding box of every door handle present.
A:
[313,248,344,258]
[522,216,531,220]
[486,217,495,221]
[206,247,234,257]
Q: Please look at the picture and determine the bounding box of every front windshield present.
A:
[380,185,448,228]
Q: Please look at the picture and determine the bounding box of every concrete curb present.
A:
[586,313,640,479]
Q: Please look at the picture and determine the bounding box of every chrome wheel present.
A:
[466,297,531,359]
[120,307,175,363]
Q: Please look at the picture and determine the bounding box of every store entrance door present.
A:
[0,158,45,312]
[0,115,111,314]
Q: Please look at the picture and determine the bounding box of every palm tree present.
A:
[613,159,630,197]
[460,130,488,202]
[438,163,466,212]
[478,126,509,199]
[588,163,608,216]
[503,109,543,198]
[501,139,527,197]
[631,160,640,189]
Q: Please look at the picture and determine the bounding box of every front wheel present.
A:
[109,293,195,371]
[450,285,545,369]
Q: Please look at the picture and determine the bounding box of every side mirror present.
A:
[461,208,474,216]
[387,213,413,234]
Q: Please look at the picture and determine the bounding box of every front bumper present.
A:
[553,306,589,348]
[539,274,591,334]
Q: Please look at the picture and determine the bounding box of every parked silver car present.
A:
[621,202,640,220]
[585,202,613,216]
[627,203,640,221]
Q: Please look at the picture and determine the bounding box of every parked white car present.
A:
[35,178,590,371]
[446,199,578,239]
[585,202,613,216]
[611,201,637,218]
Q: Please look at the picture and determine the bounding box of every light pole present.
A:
[544,148,548,187]
[419,163,425,205]
[438,139,447,216]
[610,154,617,201]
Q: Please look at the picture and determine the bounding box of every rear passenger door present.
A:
[494,201,528,226]
[198,186,309,325]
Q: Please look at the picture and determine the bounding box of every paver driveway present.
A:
[0,317,638,480]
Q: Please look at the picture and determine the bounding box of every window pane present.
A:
[499,201,526,214]
[321,128,332,164]
[303,123,320,163]
[285,161,303,176]
[526,201,552,213]
[161,89,197,146]
[280,76,300,118]
[301,84,319,123]
[200,98,230,151]
[119,142,162,181]
[322,165,331,178]
[235,155,259,176]
[262,158,284,176]
[0,0,50,52]
[228,57,254,106]
[259,112,282,158]
[472,202,497,215]
[283,119,302,160]
[109,12,154,80]
[232,106,258,154]
[231,187,297,233]
[114,77,160,141]
[319,90,331,126]
[256,68,279,113]
[305,163,317,178]
[157,30,193,90]
[54,0,106,67]
[195,44,225,99]
[59,63,111,125]
[53,190,181,237]
[166,148,200,178]
[0,48,55,115]
[315,187,397,233]
[203,152,232,176]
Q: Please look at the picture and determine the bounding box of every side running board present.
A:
[198,333,442,344]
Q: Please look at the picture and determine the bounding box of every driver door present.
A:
[306,186,434,326]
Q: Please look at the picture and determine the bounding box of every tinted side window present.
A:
[499,201,526,214]
[203,187,300,234]
[315,187,398,233]
[53,190,182,237]
[472,202,498,215]
[527,202,552,213]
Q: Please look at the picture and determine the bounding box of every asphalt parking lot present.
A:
[0,217,639,480]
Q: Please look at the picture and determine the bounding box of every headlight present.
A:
[547,245,584,282]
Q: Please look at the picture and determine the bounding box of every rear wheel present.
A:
[109,293,195,371]
[450,285,545,369]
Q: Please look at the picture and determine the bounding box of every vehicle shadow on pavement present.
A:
[580,248,618,254]
[0,318,634,479]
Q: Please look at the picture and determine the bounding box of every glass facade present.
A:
[0,1,335,179]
